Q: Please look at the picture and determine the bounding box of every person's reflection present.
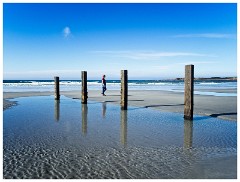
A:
[82,104,88,136]
[184,119,193,149]
[102,102,107,118]
[54,100,60,122]
[120,110,128,146]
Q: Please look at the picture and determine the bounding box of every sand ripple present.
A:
[3,145,236,179]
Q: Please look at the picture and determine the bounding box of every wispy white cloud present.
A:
[3,69,120,79]
[91,50,216,60]
[152,61,217,70]
[4,69,82,75]
[176,61,217,65]
[63,26,71,38]
[153,65,170,70]
[173,33,235,39]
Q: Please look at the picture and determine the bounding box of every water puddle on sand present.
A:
[3,96,237,179]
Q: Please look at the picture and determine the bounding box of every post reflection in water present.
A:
[120,110,128,146]
[54,100,60,121]
[184,119,193,149]
[102,102,107,118]
[82,104,88,136]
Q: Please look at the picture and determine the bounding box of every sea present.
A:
[3,79,237,96]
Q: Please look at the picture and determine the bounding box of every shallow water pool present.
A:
[3,96,237,179]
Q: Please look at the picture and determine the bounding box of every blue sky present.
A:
[3,3,237,79]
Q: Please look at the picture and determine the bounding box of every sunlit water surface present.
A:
[3,96,237,179]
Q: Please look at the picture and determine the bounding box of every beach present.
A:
[3,89,237,121]
[3,85,237,179]
[3,93,237,179]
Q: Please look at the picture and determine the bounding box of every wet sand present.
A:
[3,94,237,179]
[3,90,237,121]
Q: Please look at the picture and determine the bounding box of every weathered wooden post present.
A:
[121,70,128,110]
[121,110,127,146]
[82,104,88,135]
[184,65,194,120]
[81,71,87,104]
[184,119,193,149]
[54,100,60,121]
[54,76,60,100]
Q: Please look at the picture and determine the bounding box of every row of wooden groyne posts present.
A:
[54,65,194,120]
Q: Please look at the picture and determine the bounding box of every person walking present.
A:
[101,75,107,96]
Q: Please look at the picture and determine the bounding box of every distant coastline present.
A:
[175,77,237,81]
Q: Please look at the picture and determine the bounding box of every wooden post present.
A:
[54,100,60,121]
[82,104,88,135]
[184,119,193,149]
[121,70,128,110]
[54,76,60,100]
[184,65,194,120]
[121,110,127,146]
[81,71,87,104]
